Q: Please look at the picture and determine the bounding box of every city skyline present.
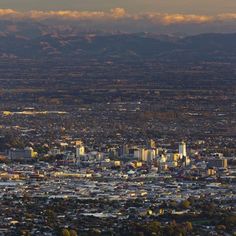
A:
[0,1,235,236]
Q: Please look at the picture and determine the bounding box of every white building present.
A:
[76,141,85,158]
[179,141,187,159]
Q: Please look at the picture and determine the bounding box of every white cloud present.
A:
[0,8,235,25]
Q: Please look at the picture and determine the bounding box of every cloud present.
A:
[161,14,213,24]
[110,8,126,18]
[217,13,236,21]
[0,8,235,25]
[28,10,106,20]
[0,8,21,18]
[140,13,213,24]
[0,8,126,21]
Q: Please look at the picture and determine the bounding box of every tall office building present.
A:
[148,139,156,149]
[134,148,147,162]
[135,148,156,163]
[179,141,187,159]
[76,141,85,158]
[121,144,129,156]
[147,149,156,164]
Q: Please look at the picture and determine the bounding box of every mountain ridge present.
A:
[0,21,236,61]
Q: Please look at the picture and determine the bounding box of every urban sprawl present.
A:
[0,135,235,236]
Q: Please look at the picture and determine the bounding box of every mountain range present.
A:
[0,20,236,62]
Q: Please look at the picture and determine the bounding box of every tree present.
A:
[216,225,226,231]
[61,229,70,236]
[70,230,78,236]
[181,200,190,209]
[46,209,57,226]
[185,222,193,232]
[224,215,236,227]
[169,200,178,208]
[148,221,161,235]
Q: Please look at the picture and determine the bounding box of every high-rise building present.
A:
[208,159,228,169]
[179,141,187,159]
[147,149,156,164]
[139,148,147,162]
[76,141,85,158]
[134,147,157,163]
[167,153,180,162]
[183,156,191,166]
[148,139,156,149]
[121,144,129,156]
[8,147,37,161]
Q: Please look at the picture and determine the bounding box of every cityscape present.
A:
[0,1,236,236]
[0,119,235,235]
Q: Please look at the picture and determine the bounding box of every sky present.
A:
[1,0,236,14]
[0,0,236,34]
